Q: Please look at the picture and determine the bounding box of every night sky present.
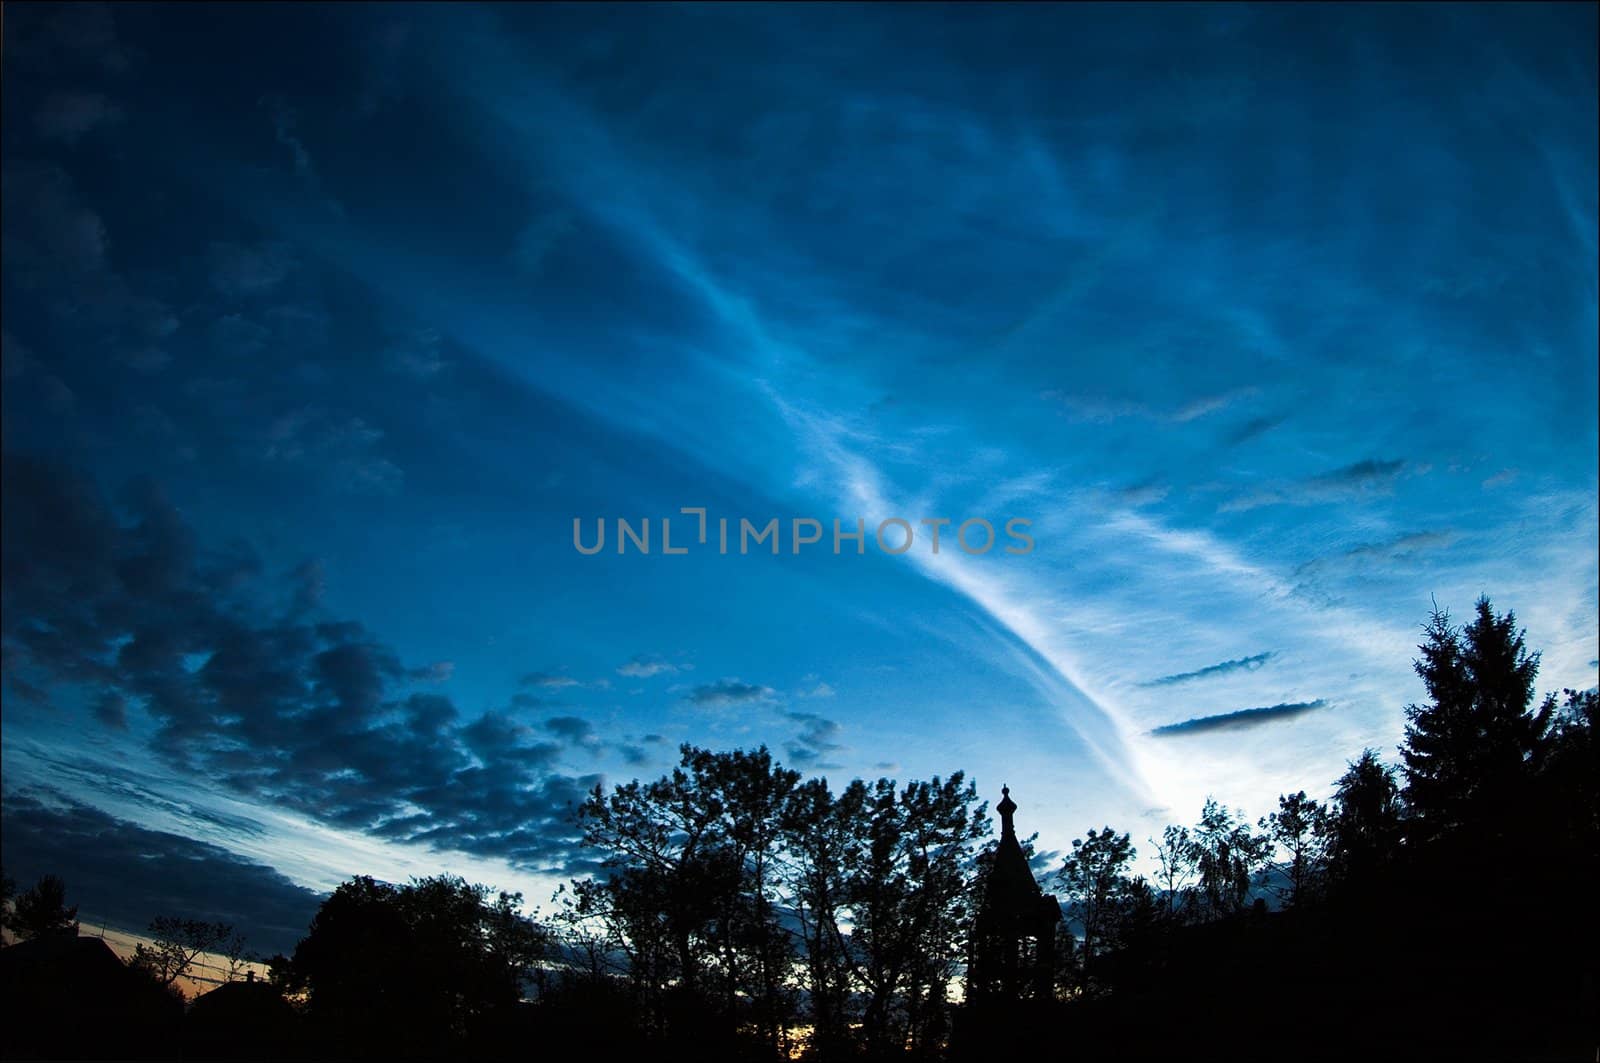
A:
[2,2,1596,952]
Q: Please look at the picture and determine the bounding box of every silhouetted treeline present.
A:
[2,597,1595,1061]
[963,598,1598,1062]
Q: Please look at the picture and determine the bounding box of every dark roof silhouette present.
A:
[186,978,303,1060]
[0,933,182,1059]
[189,977,297,1021]
[0,932,149,996]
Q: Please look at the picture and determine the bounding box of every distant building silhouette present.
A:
[186,977,303,1060]
[966,786,1061,1003]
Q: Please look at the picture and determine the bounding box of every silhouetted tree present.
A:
[1260,791,1329,907]
[1530,687,1600,903]
[284,877,406,1051]
[690,746,801,1054]
[846,773,988,1057]
[573,744,799,1052]
[216,928,251,983]
[542,886,617,993]
[0,867,14,947]
[1540,687,1599,837]
[1055,826,1136,994]
[1149,824,1195,922]
[1106,873,1163,959]
[4,874,79,940]
[579,756,990,1058]
[1186,799,1269,921]
[289,873,548,1059]
[131,916,235,990]
[779,776,865,1057]
[143,603,1585,1062]
[1401,597,1555,845]
[483,889,549,1003]
[263,952,296,992]
[1325,749,1403,889]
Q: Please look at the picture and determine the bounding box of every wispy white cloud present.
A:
[617,655,687,678]
[192,4,1593,862]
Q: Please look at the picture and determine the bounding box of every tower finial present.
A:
[997,785,1018,839]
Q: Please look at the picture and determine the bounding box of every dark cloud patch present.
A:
[1224,458,1410,512]
[0,455,591,875]
[92,691,127,729]
[1149,700,1329,737]
[371,768,599,871]
[1027,849,1061,873]
[1293,531,1456,582]
[785,711,844,769]
[409,660,455,683]
[1307,459,1407,490]
[0,789,323,955]
[543,715,595,743]
[1222,415,1285,446]
[1117,477,1169,507]
[1141,652,1276,687]
[686,679,775,708]
[616,732,674,768]
[1337,530,1454,561]
[521,671,579,689]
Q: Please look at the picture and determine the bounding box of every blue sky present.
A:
[2,2,1595,949]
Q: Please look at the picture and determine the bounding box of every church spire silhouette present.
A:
[966,786,1061,1005]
